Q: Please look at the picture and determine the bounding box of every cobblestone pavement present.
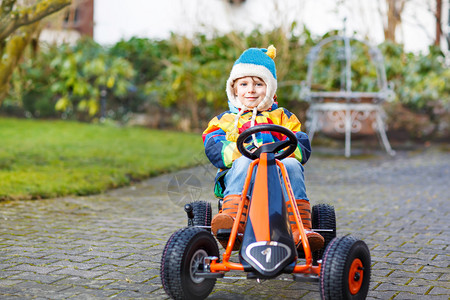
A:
[0,146,449,299]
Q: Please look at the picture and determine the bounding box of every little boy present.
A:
[202,46,324,252]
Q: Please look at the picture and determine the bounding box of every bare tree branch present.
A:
[0,0,71,41]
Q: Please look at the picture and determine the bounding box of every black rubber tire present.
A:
[312,204,336,262]
[160,227,219,300]
[319,235,371,300]
[187,201,212,231]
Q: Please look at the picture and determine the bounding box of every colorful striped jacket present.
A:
[202,102,311,170]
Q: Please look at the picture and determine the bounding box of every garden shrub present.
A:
[1,26,448,139]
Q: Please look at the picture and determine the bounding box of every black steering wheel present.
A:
[236,124,298,160]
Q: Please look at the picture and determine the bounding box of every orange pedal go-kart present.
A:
[160,124,371,300]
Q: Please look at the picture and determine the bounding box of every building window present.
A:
[63,7,80,26]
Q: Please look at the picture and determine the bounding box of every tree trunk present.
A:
[434,0,442,46]
[188,91,199,131]
[384,0,407,43]
[0,24,39,101]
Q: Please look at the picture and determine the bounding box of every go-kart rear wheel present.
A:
[160,227,219,300]
[320,235,371,300]
[187,201,212,231]
[312,204,336,262]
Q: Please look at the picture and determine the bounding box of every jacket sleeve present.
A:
[280,109,312,164]
[202,116,238,169]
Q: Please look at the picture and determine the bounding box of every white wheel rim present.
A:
[190,249,207,284]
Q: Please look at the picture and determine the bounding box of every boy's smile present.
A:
[234,76,267,108]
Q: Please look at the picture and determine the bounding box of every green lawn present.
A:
[0,118,206,200]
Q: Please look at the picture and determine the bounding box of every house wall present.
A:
[40,0,94,45]
[71,0,94,37]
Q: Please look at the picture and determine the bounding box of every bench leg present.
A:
[375,110,395,156]
[345,107,352,158]
[308,109,319,141]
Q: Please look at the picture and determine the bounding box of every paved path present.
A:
[0,147,449,299]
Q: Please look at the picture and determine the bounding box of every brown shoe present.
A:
[211,194,246,250]
[287,199,324,252]
[305,230,325,252]
[291,229,325,253]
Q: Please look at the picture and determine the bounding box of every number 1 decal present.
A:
[261,247,272,263]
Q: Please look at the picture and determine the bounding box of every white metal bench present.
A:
[300,36,395,157]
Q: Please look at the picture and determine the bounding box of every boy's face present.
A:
[234,76,267,109]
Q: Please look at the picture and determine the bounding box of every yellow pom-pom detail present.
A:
[226,128,240,142]
[266,45,276,59]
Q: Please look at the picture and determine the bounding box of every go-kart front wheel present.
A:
[320,235,371,300]
[160,227,219,300]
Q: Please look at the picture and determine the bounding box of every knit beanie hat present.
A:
[226,45,277,112]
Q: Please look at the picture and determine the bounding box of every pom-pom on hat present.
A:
[226,45,277,112]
